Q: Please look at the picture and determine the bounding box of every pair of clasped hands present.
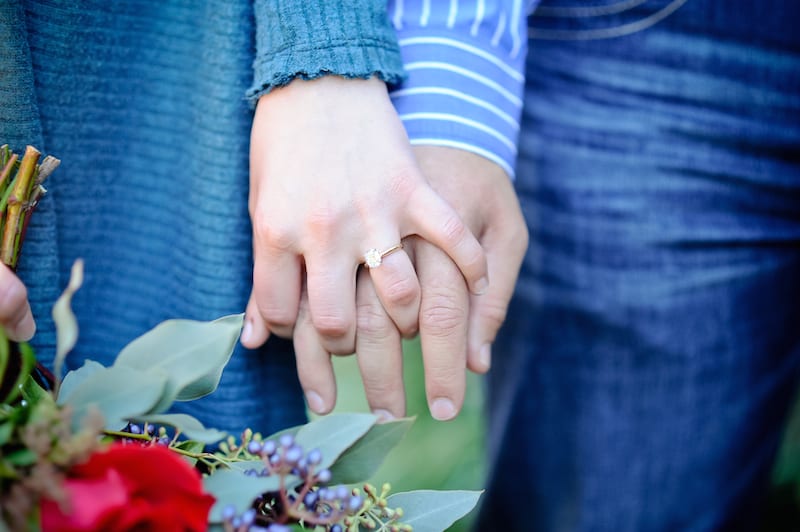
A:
[0,76,528,421]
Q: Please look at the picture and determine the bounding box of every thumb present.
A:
[466,225,528,374]
[0,265,36,342]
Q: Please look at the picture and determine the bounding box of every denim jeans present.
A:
[478,1,800,530]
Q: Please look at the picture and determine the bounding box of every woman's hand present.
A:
[241,77,487,411]
[0,264,35,342]
[288,146,528,419]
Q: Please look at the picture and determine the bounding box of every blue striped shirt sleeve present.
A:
[388,0,538,179]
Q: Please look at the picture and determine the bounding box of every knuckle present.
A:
[313,313,351,338]
[257,304,296,329]
[356,302,393,337]
[480,295,509,331]
[383,276,418,307]
[511,219,530,255]
[252,212,295,252]
[421,296,466,338]
[362,376,400,401]
[386,166,420,197]
[306,207,344,240]
[440,213,468,245]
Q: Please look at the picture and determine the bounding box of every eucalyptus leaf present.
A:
[114,314,243,413]
[262,422,302,443]
[204,469,283,522]
[51,259,84,382]
[227,460,267,473]
[57,359,104,403]
[294,413,377,470]
[329,417,413,484]
[59,365,167,432]
[132,413,226,444]
[386,490,483,532]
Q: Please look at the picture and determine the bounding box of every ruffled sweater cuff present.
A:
[247,0,406,103]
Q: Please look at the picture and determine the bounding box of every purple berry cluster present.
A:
[220,434,365,531]
[120,422,170,446]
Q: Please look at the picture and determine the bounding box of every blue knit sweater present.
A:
[0,0,404,434]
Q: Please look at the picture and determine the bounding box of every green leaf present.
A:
[262,422,302,444]
[1,341,36,404]
[0,422,12,446]
[0,458,19,478]
[6,448,36,467]
[174,439,206,466]
[386,490,483,532]
[204,469,282,522]
[329,417,413,484]
[58,365,167,432]
[57,360,105,403]
[51,259,84,384]
[20,374,53,406]
[175,440,205,454]
[294,413,377,470]
[132,413,226,444]
[114,314,243,413]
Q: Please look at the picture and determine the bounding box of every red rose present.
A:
[41,443,214,532]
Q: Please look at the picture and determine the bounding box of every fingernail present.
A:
[372,409,395,422]
[474,276,489,295]
[480,343,491,370]
[306,390,326,413]
[431,398,456,421]
[241,318,253,345]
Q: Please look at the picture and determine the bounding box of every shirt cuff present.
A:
[389,10,530,178]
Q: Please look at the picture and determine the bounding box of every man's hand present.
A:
[0,264,35,342]
[354,146,529,420]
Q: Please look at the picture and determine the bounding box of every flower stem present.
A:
[1,146,39,269]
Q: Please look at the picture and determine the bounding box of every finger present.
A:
[241,292,271,348]
[367,245,420,338]
[0,265,35,342]
[466,213,529,374]
[356,267,406,420]
[251,214,303,338]
[415,238,469,421]
[293,282,336,415]
[305,257,357,355]
[407,187,488,295]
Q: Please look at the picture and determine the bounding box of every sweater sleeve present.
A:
[388,1,538,179]
[247,0,406,103]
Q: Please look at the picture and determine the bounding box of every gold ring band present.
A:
[363,243,404,268]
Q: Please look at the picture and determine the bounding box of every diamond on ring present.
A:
[363,243,404,268]
[364,248,383,268]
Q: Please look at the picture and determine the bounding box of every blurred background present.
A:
[329,340,800,532]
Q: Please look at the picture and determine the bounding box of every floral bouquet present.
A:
[0,146,480,531]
